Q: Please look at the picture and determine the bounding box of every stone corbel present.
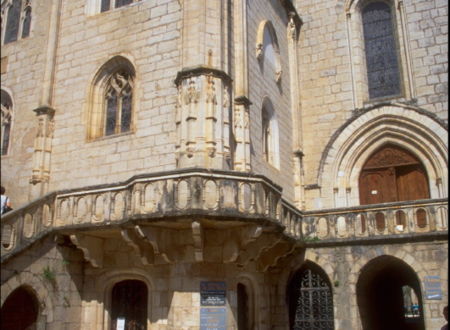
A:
[236,231,279,267]
[256,240,296,272]
[70,234,103,268]
[135,225,173,263]
[120,228,154,265]
[223,225,262,263]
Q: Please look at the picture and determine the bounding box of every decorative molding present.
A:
[174,66,232,86]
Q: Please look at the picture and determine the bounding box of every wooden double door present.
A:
[359,145,430,205]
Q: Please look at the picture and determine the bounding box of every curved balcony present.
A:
[1,169,448,262]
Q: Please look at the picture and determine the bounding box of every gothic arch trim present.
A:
[95,268,154,330]
[1,272,54,323]
[318,104,448,207]
[278,250,335,295]
[86,54,138,140]
[255,20,282,82]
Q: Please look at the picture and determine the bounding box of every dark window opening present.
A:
[111,280,147,330]
[21,7,31,38]
[4,0,22,44]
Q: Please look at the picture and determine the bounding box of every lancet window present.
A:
[362,1,401,99]
[88,56,135,140]
[2,0,32,44]
[1,90,13,155]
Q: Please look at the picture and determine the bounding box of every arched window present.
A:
[1,286,40,329]
[359,144,430,205]
[362,1,401,99]
[288,262,334,329]
[88,56,135,140]
[2,0,32,44]
[1,90,13,155]
[261,98,279,169]
[256,20,282,82]
[110,280,148,330]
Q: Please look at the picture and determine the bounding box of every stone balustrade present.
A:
[1,169,285,259]
[1,169,448,259]
[301,199,448,244]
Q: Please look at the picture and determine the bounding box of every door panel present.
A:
[359,168,397,204]
[396,165,430,201]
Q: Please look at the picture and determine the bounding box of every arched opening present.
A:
[356,255,425,330]
[110,279,148,330]
[287,262,334,329]
[237,283,249,330]
[261,98,279,169]
[1,286,40,329]
[359,144,430,205]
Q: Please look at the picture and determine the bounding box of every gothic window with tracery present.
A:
[2,0,32,44]
[1,90,13,156]
[104,71,133,136]
[362,1,401,99]
[88,56,135,140]
[100,0,139,12]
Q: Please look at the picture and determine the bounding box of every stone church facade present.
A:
[0,0,447,329]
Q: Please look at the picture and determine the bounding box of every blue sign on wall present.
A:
[200,281,226,306]
[424,275,442,300]
[200,307,227,330]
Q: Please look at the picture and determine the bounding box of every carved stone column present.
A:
[286,12,304,208]
[233,96,251,172]
[175,67,232,170]
[29,106,55,197]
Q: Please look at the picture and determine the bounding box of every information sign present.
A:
[200,307,227,330]
[200,281,226,306]
[424,275,442,300]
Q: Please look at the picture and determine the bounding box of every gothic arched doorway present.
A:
[359,144,430,205]
[356,256,425,330]
[1,286,40,330]
[287,262,334,330]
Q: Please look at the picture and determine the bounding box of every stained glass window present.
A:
[104,71,133,136]
[4,0,22,44]
[362,2,401,99]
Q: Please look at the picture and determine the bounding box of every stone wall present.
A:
[294,0,448,206]
[49,0,182,192]
[272,240,449,330]
[1,0,54,207]
[1,235,84,330]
